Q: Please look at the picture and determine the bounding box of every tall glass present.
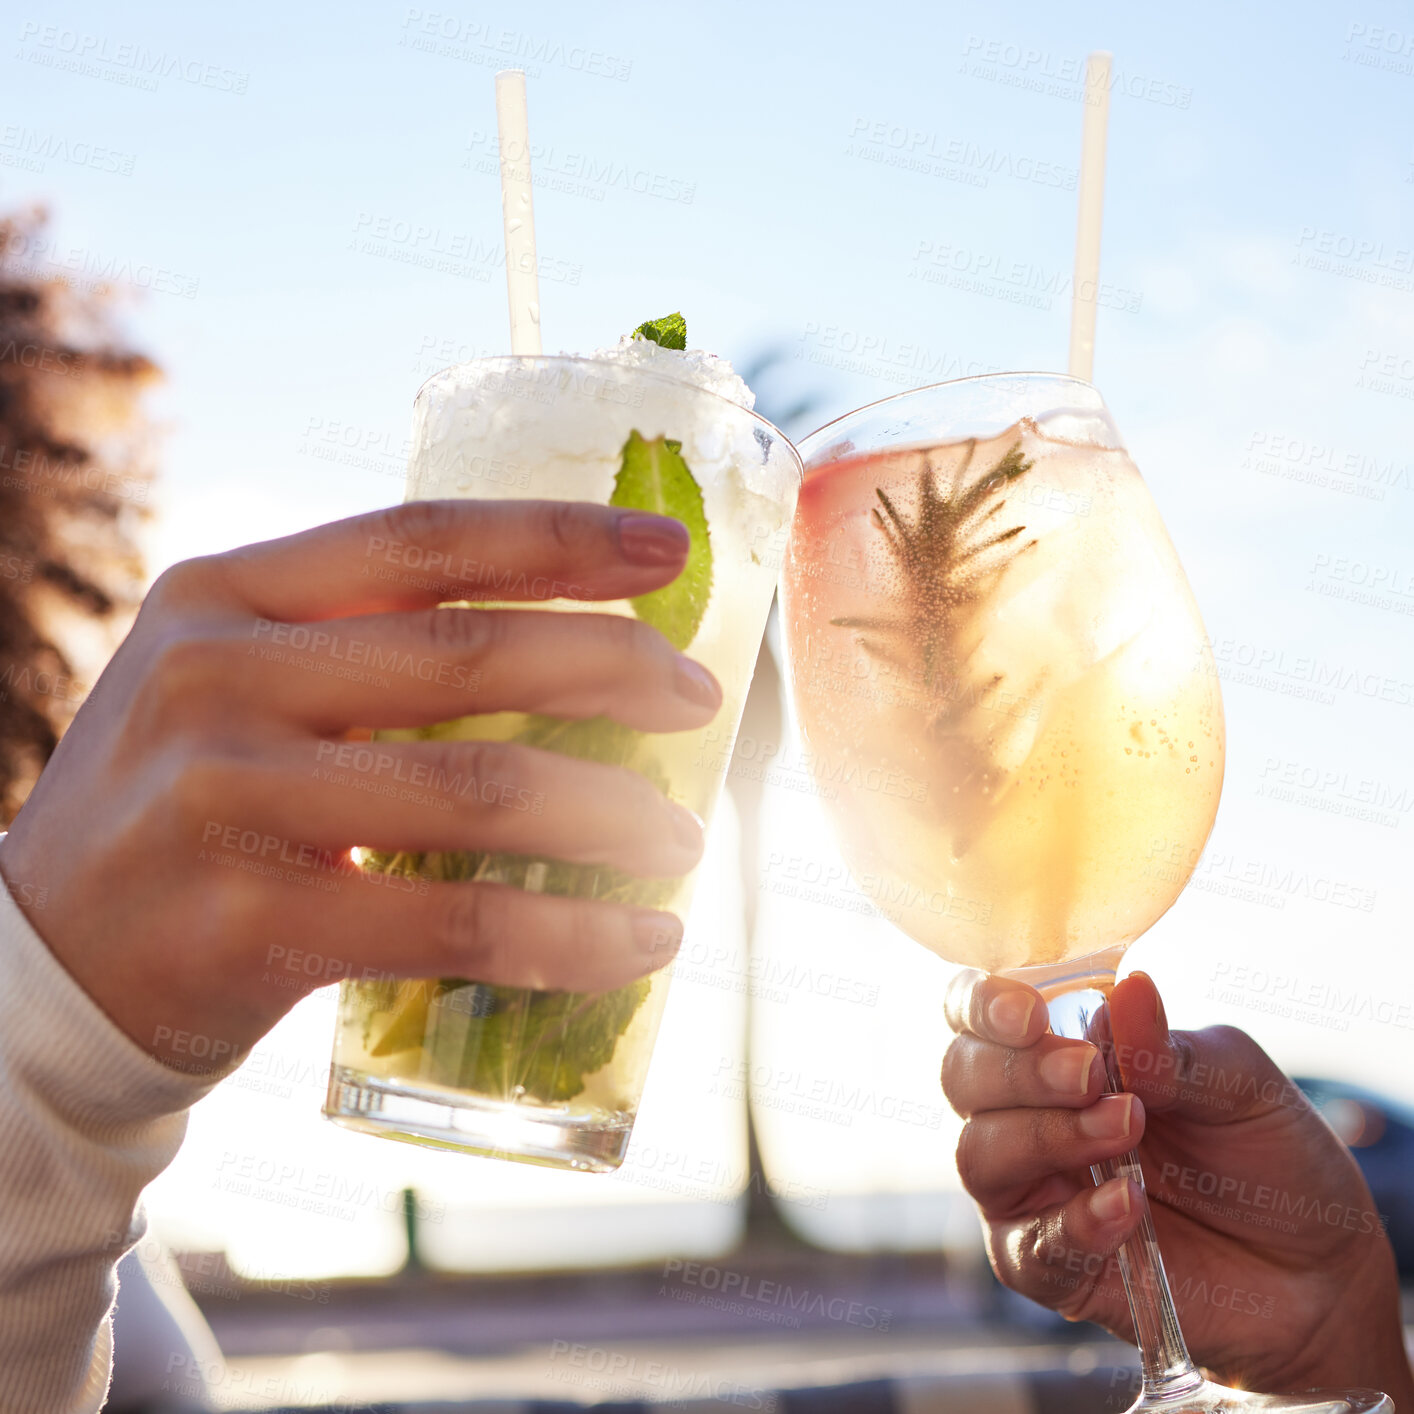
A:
[324,356,800,1172]
[780,374,1390,1413]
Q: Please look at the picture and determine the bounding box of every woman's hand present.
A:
[0,500,719,1072]
[942,970,1414,1400]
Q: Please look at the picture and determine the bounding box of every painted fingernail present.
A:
[673,655,721,709]
[1089,1177,1132,1222]
[1039,1045,1098,1096]
[669,802,704,853]
[618,513,689,567]
[1079,1093,1135,1140]
[633,909,682,959]
[986,990,1036,1044]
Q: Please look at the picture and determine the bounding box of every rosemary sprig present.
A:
[832,438,1036,713]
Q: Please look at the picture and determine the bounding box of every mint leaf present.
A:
[363,971,652,1104]
[474,981,652,1103]
[610,430,712,650]
[357,715,675,1103]
[631,312,687,350]
[514,713,643,768]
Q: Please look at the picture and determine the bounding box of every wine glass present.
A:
[779,373,1391,1413]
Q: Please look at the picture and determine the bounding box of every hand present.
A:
[0,500,720,1072]
[942,970,1414,1401]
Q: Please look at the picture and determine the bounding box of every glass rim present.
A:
[797,370,1104,460]
[414,353,805,483]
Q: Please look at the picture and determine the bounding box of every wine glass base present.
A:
[1123,1381,1392,1413]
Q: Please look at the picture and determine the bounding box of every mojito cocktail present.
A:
[325,334,800,1170]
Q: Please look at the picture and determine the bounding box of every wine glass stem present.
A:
[1048,982,1204,1401]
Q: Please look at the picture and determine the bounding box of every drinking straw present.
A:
[495,69,542,355]
[1067,51,1112,382]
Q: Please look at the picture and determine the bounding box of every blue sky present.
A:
[5,0,1414,1271]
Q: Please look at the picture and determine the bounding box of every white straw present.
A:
[1067,51,1112,383]
[495,69,542,355]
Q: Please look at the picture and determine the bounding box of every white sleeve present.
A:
[0,850,217,1413]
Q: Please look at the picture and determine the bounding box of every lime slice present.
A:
[367,979,436,1056]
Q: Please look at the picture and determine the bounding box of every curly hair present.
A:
[0,206,157,824]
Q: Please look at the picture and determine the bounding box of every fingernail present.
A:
[1089,1177,1132,1222]
[633,909,682,959]
[1039,1045,1097,1096]
[986,991,1036,1044]
[669,802,704,853]
[1079,1093,1135,1140]
[673,655,721,709]
[618,513,689,567]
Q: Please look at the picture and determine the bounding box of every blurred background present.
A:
[2,0,1412,1407]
